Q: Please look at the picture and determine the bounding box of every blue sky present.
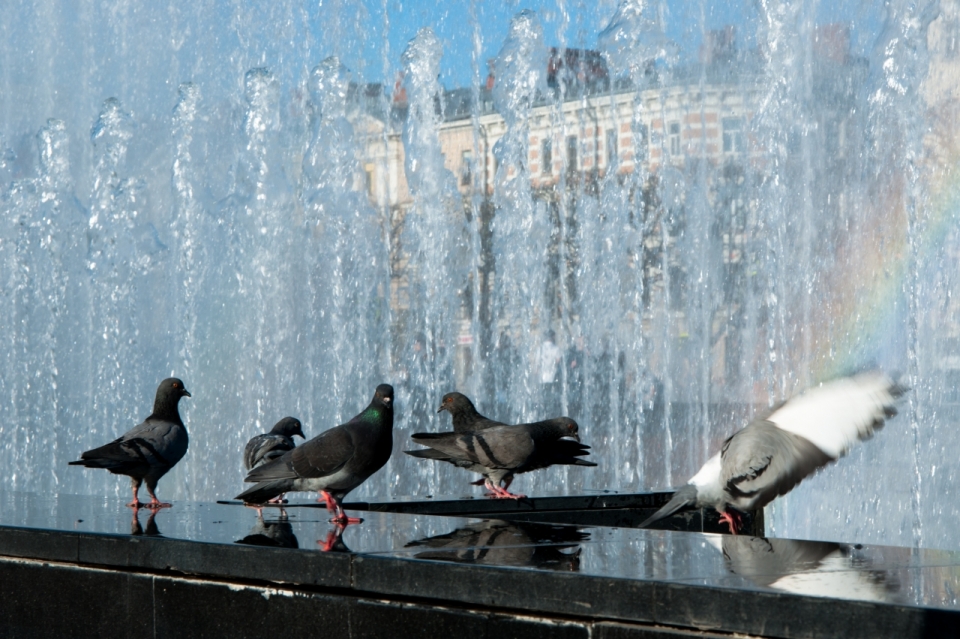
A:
[343,0,879,89]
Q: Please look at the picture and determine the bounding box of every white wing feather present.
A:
[767,371,897,459]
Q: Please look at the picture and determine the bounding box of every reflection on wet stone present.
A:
[405,520,587,571]
[717,536,898,603]
[235,515,299,549]
[130,508,161,536]
[317,525,351,553]
[3,493,960,622]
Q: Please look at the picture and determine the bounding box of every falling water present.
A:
[0,0,958,550]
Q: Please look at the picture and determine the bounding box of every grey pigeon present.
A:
[640,371,905,533]
[405,417,596,499]
[438,392,506,433]
[243,416,305,470]
[431,392,510,489]
[69,378,191,509]
[236,384,394,526]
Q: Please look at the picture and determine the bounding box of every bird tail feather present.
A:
[243,457,297,483]
[639,484,698,528]
[235,479,292,504]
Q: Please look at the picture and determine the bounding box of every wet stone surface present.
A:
[0,491,955,611]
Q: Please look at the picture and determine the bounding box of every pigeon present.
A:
[236,384,394,526]
[438,392,507,433]
[69,377,191,509]
[243,416,305,470]
[639,371,905,534]
[432,392,510,489]
[242,417,305,511]
[405,417,596,499]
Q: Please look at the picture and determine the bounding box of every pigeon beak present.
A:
[183,389,192,398]
[437,405,445,413]
[571,433,580,443]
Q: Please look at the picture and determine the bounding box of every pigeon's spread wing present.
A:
[765,371,903,459]
[721,422,832,510]
[289,424,355,478]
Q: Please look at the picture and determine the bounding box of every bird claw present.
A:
[145,500,172,510]
[330,514,363,525]
[318,491,338,513]
[719,510,742,535]
[126,501,146,509]
[318,530,341,552]
[484,485,526,500]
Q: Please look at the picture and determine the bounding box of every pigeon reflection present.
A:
[405,520,587,571]
[130,507,161,536]
[235,514,299,549]
[716,536,898,602]
[317,524,351,553]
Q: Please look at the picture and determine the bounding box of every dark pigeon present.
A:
[243,416,305,470]
[438,392,506,433]
[639,371,905,534]
[69,378,191,509]
[405,417,596,499]
[236,384,394,526]
[431,392,510,489]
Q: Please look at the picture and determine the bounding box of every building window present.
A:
[668,122,681,156]
[722,117,744,153]
[541,139,553,175]
[636,123,649,162]
[461,150,473,186]
[606,129,618,168]
[364,164,375,197]
[566,135,578,173]
[945,19,960,58]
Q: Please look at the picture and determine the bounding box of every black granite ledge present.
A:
[0,522,956,639]
[222,492,765,536]
[0,555,742,639]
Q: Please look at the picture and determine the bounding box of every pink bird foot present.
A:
[318,530,341,552]
[488,484,526,500]
[719,510,742,535]
[318,491,338,513]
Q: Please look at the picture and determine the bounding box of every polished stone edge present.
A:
[348,492,679,514]
[221,492,764,536]
[0,523,956,639]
